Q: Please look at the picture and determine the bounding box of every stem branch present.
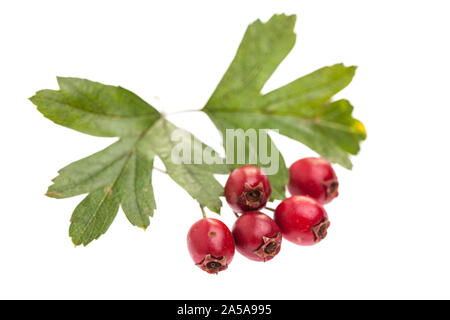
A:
[166,109,201,116]
[153,167,167,174]
[200,205,207,218]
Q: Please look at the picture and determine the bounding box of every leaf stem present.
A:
[153,167,167,174]
[265,206,276,212]
[165,109,201,116]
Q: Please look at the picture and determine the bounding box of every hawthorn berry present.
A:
[225,165,271,213]
[274,195,330,246]
[187,218,235,274]
[232,211,282,262]
[288,157,339,204]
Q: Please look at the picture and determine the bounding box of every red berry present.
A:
[274,196,330,246]
[288,157,339,204]
[225,165,271,213]
[187,218,235,274]
[232,211,282,262]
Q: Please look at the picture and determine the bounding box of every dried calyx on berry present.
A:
[187,218,235,274]
[311,216,330,242]
[253,232,282,261]
[197,255,228,274]
[232,211,282,262]
[225,165,272,213]
[242,183,265,208]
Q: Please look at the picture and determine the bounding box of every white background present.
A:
[1,0,449,299]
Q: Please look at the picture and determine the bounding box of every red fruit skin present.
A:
[288,157,339,204]
[225,165,271,213]
[187,218,235,274]
[274,196,330,246]
[232,211,282,262]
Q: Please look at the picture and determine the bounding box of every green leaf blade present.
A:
[142,119,228,213]
[206,114,288,200]
[117,148,156,229]
[46,138,137,198]
[206,109,362,169]
[69,187,120,246]
[317,99,367,155]
[57,77,159,118]
[30,78,160,137]
[263,64,357,116]
[206,14,297,110]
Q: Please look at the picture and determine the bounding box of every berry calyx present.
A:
[225,165,271,213]
[288,157,339,204]
[197,255,228,274]
[232,211,282,262]
[253,233,282,261]
[274,195,330,246]
[187,218,235,274]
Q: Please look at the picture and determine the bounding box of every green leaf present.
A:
[32,78,228,244]
[203,14,366,170]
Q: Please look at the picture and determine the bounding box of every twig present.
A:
[200,205,207,218]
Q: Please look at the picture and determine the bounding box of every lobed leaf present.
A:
[203,14,366,170]
[33,77,231,244]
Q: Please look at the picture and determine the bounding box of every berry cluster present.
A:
[187,157,339,274]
